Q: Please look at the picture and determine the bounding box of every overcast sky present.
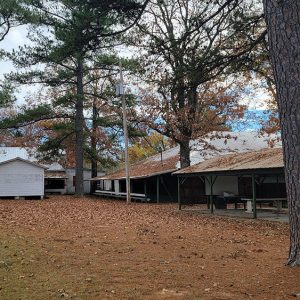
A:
[0,26,40,105]
[1,25,27,68]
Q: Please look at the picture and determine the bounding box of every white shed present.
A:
[0,157,46,198]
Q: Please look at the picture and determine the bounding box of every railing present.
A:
[94,190,150,202]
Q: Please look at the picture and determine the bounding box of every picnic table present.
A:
[241,197,287,213]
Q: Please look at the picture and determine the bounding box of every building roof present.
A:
[188,131,281,167]
[44,171,68,179]
[92,131,281,180]
[44,162,65,171]
[0,157,48,169]
[174,148,284,176]
[92,149,178,180]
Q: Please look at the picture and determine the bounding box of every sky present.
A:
[1,26,28,68]
[0,25,36,104]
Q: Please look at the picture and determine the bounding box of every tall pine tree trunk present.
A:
[75,57,85,196]
[263,0,300,266]
[90,100,98,194]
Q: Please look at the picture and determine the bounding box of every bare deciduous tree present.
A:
[133,0,266,167]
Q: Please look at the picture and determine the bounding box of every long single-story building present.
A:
[92,148,179,202]
[91,131,281,203]
[174,147,285,218]
[44,163,105,195]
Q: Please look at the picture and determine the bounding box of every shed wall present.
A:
[0,161,44,197]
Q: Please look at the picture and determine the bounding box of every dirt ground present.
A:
[0,195,299,300]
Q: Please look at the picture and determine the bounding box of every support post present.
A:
[156,175,160,203]
[144,180,147,197]
[118,63,131,204]
[252,173,257,219]
[178,177,181,210]
[210,176,214,214]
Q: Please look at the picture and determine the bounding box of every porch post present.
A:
[210,176,214,214]
[144,180,147,197]
[252,173,257,219]
[178,177,181,210]
[156,175,160,203]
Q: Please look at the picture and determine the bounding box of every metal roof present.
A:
[174,148,283,176]
[44,162,65,171]
[91,131,281,181]
[91,154,178,180]
[0,157,48,169]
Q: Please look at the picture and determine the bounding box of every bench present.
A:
[94,190,150,202]
[241,198,287,213]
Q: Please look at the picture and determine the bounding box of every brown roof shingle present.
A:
[174,148,283,175]
[92,152,179,180]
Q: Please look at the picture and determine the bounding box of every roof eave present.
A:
[90,168,178,181]
[175,167,284,177]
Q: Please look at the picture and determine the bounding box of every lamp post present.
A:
[116,63,131,204]
[158,146,163,165]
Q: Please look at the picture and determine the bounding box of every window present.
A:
[45,179,65,189]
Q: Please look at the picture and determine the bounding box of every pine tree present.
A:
[2,0,148,196]
[263,0,300,267]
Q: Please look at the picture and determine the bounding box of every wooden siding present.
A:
[0,160,44,197]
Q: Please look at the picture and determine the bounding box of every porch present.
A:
[174,148,287,219]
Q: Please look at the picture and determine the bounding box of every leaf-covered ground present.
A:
[0,195,299,299]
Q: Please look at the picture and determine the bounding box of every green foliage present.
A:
[0,0,29,41]
[84,145,118,170]
[32,119,77,162]
[0,104,55,129]
[0,83,15,108]
[3,0,147,169]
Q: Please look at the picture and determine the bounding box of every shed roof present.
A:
[174,148,283,176]
[0,157,48,169]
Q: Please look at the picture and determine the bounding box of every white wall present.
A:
[104,180,112,191]
[65,169,105,194]
[205,176,238,196]
[0,160,44,197]
[114,180,120,193]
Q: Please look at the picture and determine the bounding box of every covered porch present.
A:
[92,170,178,203]
[174,148,287,219]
